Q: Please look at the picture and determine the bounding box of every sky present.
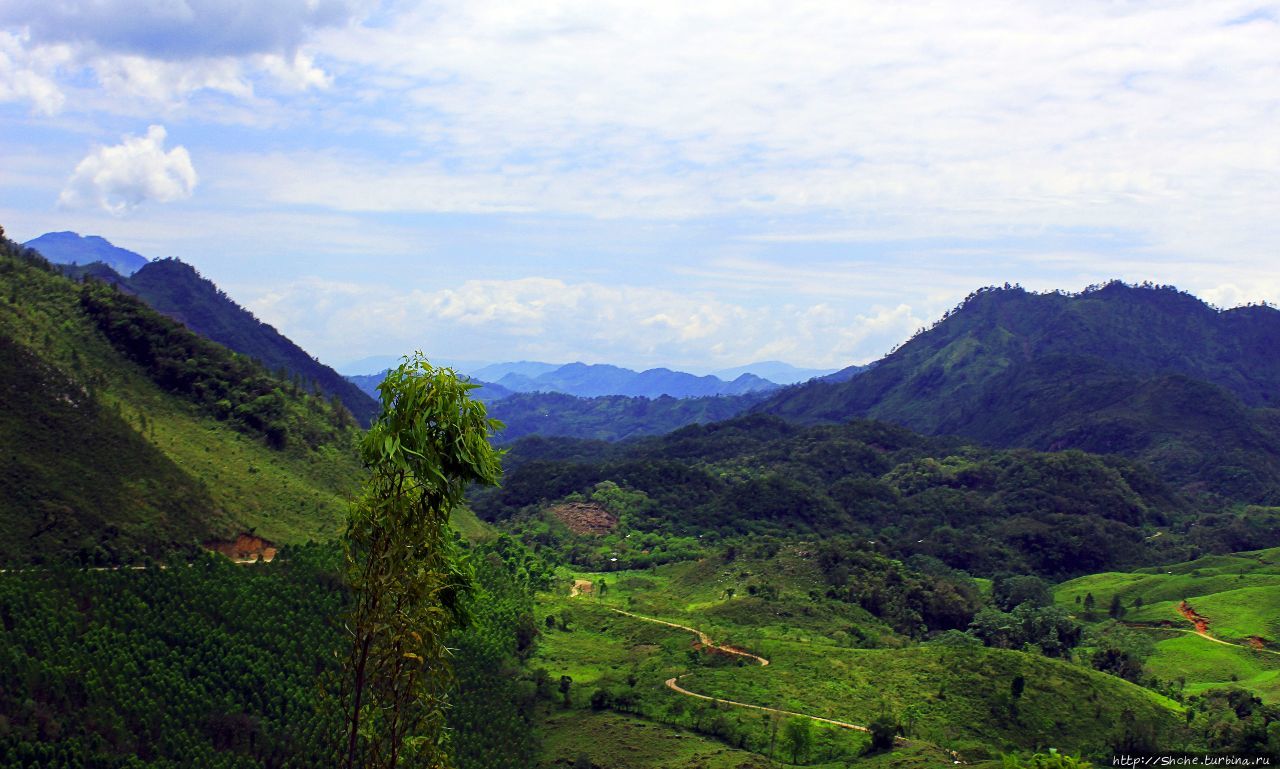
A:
[2,1,1278,374]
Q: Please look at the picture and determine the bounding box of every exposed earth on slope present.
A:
[549,502,618,535]
[205,533,278,563]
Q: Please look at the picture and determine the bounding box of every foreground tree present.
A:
[339,355,502,769]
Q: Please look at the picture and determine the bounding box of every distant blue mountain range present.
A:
[24,231,150,276]
[346,361,784,401]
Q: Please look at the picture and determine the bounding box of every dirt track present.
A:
[570,584,895,737]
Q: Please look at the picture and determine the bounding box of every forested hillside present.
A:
[0,540,545,769]
[756,282,1280,505]
[52,253,378,426]
[468,414,1276,578]
[0,229,362,564]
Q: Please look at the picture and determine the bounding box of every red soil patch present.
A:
[205,533,277,563]
[1248,636,1267,650]
[548,501,618,536]
[1178,600,1210,634]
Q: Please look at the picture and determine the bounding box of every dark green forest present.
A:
[474,415,1280,578]
[57,258,378,426]
[0,540,546,769]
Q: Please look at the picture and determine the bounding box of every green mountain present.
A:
[0,228,362,565]
[51,252,378,426]
[756,282,1280,505]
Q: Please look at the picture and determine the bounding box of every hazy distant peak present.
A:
[25,231,150,276]
[714,360,839,384]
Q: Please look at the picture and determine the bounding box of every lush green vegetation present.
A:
[756,282,1280,506]
[8,227,1280,766]
[473,414,1222,578]
[119,259,378,426]
[0,334,222,563]
[1055,547,1280,705]
[0,539,545,769]
[0,230,363,563]
[533,552,1199,764]
[78,280,355,450]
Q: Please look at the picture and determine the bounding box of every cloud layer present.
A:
[5,1,1280,368]
[244,276,927,371]
[59,126,197,214]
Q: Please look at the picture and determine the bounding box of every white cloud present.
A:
[145,0,1269,283]
[59,125,198,214]
[242,275,920,370]
[0,30,68,114]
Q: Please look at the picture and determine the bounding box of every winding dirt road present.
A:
[571,581,883,736]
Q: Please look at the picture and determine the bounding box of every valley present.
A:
[2,227,1279,766]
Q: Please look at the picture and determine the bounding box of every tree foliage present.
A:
[339,355,502,769]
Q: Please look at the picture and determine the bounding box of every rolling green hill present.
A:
[542,552,1188,762]
[1055,547,1280,702]
[756,283,1280,505]
[0,228,363,564]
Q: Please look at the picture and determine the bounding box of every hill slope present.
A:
[756,283,1280,504]
[51,252,378,426]
[122,258,377,426]
[0,229,363,564]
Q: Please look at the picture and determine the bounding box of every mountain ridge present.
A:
[24,231,150,276]
[30,233,379,426]
[755,281,1280,504]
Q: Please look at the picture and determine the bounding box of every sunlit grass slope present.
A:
[0,233,362,562]
[1055,547,1280,640]
[541,558,1184,761]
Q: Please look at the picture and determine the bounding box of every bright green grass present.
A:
[1054,547,1280,705]
[545,567,1184,761]
[534,589,872,764]
[538,709,774,769]
[537,709,957,769]
[1125,587,1280,641]
[568,549,896,648]
[1142,632,1280,702]
[0,251,364,547]
[450,506,496,543]
[1056,548,1280,622]
[681,642,1184,758]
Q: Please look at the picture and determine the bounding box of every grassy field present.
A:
[538,709,959,769]
[1054,547,1280,704]
[1143,632,1280,701]
[568,545,897,649]
[0,246,365,551]
[1055,547,1280,621]
[682,641,1184,757]
[1124,587,1280,641]
[538,559,1189,763]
